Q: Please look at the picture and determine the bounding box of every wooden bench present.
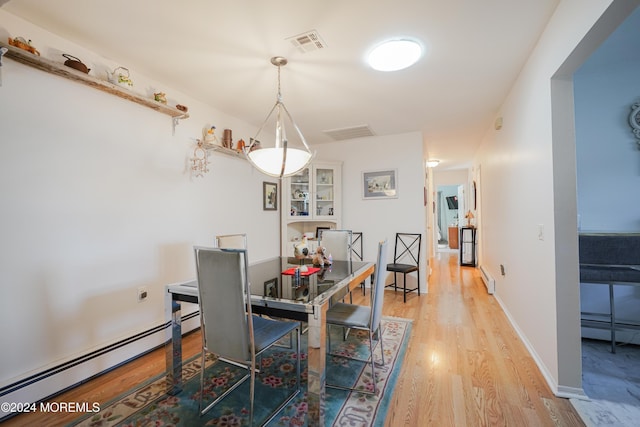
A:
[579,233,640,353]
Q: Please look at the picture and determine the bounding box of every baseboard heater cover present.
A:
[0,311,200,421]
[480,265,495,294]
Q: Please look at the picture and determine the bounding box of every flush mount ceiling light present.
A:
[245,56,314,178]
[367,38,422,71]
[426,159,440,168]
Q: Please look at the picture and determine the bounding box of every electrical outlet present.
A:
[138,286,148,302]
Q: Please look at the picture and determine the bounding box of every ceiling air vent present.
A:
[323,125,376,141]
[287,30,327,53]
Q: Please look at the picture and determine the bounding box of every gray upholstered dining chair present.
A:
[318,229,352,262]
[194,247,301,423]
[214,233,248,249]
[325,239,389,395]
[319,229,353,303]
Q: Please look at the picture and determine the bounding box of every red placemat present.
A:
[282,267,321,276]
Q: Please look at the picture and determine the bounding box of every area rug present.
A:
[69,316,411,427]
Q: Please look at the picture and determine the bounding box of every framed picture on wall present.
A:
[264,278,278,298]
[263,182,277,210]
[362,169,398,199]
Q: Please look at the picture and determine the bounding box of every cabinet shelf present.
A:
[1,42,189,119]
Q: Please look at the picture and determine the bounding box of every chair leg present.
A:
[249,363,255,427]
[417,270,421,296]
[198,351,206,414]
[403,273,407,303]
[369,329,377,395]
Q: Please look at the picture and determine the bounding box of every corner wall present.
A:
[472,0,636,397]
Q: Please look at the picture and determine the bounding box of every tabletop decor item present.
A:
[293,235,309,258]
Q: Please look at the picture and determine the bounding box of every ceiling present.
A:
[2,0,563,170]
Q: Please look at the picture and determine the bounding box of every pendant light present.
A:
[245,56,314,178]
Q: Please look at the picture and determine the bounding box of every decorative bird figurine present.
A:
[293,236,310,259]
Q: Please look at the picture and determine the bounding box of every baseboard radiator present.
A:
[0,311,200,422]
[479,265,495,294]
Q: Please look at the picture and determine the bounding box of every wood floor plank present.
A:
[3,252,584,426]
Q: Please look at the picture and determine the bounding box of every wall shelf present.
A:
[1,42,189,119]
[202,143,246,159]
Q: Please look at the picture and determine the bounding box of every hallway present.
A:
[380,252,583,426]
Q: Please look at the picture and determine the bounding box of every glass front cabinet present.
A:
[281,161,342,256]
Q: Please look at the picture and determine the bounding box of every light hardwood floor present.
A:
[3,251,584,426]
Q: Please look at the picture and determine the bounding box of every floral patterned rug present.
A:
[69,317,411,427]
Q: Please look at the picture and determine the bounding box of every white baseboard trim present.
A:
[493,294,587,400]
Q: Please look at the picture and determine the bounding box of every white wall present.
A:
[472,0,636,397]
[315,132,428,292]
[0,10,280,408]
[574,30,640,341]
[574,62,640,232]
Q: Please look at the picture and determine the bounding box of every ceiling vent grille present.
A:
[323,125,376,141]
[287,30,327,53]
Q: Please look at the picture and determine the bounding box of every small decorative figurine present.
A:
[154,92,167,104]
[203,125,219,145]
[293,236,310,259]
[312,246,332,266]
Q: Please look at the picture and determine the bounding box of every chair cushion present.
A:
[326,302,371,329]
[251,315,298,353]
[386,263,418,273]
[580,265,640,283]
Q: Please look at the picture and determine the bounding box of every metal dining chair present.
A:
[351,232,366,299]
[386,232,422,303]
[194,247,301,423]
[325,239,389,394]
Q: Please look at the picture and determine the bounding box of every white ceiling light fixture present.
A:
[367,38,423,72]
[426,159,440,168]
[245,57,314,178]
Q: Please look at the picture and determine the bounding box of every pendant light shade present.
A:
[245,57,313,178]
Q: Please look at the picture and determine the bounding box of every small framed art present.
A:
[264,278,278,298]
[263,182,277,210]
[362,169,398,199]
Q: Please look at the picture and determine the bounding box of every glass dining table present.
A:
[165,256,375,427]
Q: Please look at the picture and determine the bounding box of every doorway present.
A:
[436,184,464,253]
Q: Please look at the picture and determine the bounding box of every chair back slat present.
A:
[194,247,251,362]
[371,239,389,331]
[351,232,363,261]
[319,229,353,261]
[394,233,421,266]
